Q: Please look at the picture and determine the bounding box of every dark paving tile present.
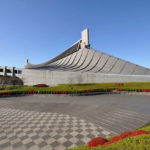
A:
[21,126,28,129]
[16,130,23,134]
[66,129,73,133]
[87,134,95,139]
[13,142,23,148]
[51,141,60,147]
[31,135,40,140]
[25,141,35,149]
[36,129,43,134]
[42,135,51,140]
[9,135,18,141]
[75,140,85,146]
[20,135,29,141]
[0,142,11,148]
[47,129,53,133]
[0,130,5,134]
[26,130,33,134]
[0,136,7,140]
[56,129,63,133]
[64,134,73,139]
[31,126,37,129]
[38,141,48,148]
[76,129,83,132]
[53,135,61,140]
[95,128,103,132]
[75,134,84,139]
[63,141,72,147]
[40,125,46,129]
[85,129,93,132]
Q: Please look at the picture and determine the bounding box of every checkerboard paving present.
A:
[0,108,111,150]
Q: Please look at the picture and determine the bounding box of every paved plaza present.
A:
[0,94,150,150]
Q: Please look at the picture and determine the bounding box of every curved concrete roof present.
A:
[25,29,150,75]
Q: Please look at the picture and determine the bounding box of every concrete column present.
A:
[3,66,7,77]
[12,67,15,77]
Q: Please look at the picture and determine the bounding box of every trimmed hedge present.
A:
[0,89,99,97]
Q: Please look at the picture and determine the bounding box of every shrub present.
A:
[88,137,107,147]
[116,83,124,86]
[33,84,48,87]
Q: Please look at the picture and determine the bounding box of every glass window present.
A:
[17,70,22,74]
[7,69,11,73]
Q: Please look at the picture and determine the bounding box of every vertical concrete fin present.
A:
[81,28,90,48]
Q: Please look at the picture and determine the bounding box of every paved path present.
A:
[0,94,150,150]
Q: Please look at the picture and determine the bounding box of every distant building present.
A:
[1,29,150,85]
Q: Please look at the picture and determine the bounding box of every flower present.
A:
[103,141,113,146]
[88,137,107,147]
[120,131,132,139]
[130,130,149,137]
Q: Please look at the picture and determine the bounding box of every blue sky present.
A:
[0,0,150,68]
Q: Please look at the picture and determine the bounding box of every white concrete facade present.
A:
[21,69,150,86]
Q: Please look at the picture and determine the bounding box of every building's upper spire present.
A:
[81,28,90,48]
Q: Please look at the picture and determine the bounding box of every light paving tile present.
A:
[0,108,112,150]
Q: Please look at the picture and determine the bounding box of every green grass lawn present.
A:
[1,82,150,93]
[68,122,150,150]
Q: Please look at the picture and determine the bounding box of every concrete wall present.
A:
[1,66,150,86]
[21,69,150,86]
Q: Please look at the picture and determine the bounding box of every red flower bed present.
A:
[120,131,132,139]
[138,89,150,92]
[116,89,122,92]
[110,135,122,143]
[0,92,11,96]
[108,89,113,92]
[33,84,48,87]
[87,130,149,148]
[82,90,85,93]
[116,83,124,86]
[52,91,68,94]
[103,141,113,146]
[24,91,38,94]
[130,130,149,137]
[88,137,107,147]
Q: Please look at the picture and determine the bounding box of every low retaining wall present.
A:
[21,69,150,86]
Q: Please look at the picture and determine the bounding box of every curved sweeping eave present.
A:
[25,40,81,69]
[24,28,150,75]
